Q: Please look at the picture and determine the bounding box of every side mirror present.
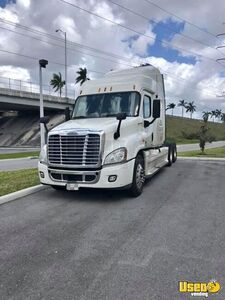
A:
[153,99,161,119]
[40,116,50,124]
[144,120,150,128]
[65,107,71,121]
[114,113,127,139]
[116,112,127,121]
[40,116,50,136]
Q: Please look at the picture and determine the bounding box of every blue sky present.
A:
[148,18,197,64]
[126,18,197,65]
[0,0,15,8]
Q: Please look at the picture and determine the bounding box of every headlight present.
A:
[104,147,127,165]
[39,144,47,164]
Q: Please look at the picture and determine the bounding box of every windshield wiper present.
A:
[103,114,118,117]
[73,116,87,119]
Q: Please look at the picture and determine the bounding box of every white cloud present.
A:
[53,15,81,42]
[17,0,31,9]
[91,1,123,28]
[0,7,19,23]
[0,0,225,118]
[0,65,30,80]
[129,25,156,56]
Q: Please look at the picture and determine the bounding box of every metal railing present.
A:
[0,76,76,98]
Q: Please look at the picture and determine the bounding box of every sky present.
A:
[0,0,225,118]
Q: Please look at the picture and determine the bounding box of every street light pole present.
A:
[39,59,48,148]
[56,29,67,98]
[65,31,67,98]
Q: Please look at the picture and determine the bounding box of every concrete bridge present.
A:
[0,87,74,111]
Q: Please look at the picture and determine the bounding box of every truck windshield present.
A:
[72,92,140,118]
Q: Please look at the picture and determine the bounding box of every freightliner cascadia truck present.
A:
[38,65,177,197]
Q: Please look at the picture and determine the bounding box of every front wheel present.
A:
[129,155,145,197]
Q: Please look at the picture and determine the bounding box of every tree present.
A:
[178,99,187,117]
[75,67,90,85]
[50,72,65,97]
[202,111,211,123]
[221,113,225,123]
[199,124,208,154]
[215,109,222,122]
[166,103,176,116]
[210,110,216,122]
[198,113,215,153]
[186,101,196,118]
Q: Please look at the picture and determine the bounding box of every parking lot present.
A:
[1,160,225,299]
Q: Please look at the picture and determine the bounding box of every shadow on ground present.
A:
[46,167,167,204]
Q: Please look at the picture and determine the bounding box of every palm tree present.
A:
[75,67,90,85]
[210,110,216,122]
[215,109,222,122]
[221,113,225,123]
[186,101,196,118]
[178,99,187,117]
[166,103,176,116]
[50,72,65,97]
[202,111,211,123]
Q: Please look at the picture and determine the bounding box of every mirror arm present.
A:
[65,107,71,121]
[149,118,156,125]
[144,118,156,128]
[43,123,49,133]
[114,120,122,139]
[40,116,50,134]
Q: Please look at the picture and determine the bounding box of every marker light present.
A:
[39,171,45,178]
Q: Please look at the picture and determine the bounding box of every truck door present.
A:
[143,93,153,147]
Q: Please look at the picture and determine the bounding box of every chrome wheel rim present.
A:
[136,163,145,190]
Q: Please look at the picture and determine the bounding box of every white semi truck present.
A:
[38,65,177,197]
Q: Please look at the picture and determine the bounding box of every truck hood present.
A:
[50,117,136,135]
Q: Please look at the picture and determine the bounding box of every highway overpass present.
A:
[0,87,74,112]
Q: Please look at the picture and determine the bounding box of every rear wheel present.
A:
[172,143,177,163]
[129,155,145,197]
[167,145,173,166]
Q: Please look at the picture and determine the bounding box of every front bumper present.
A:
[38,159,135,189]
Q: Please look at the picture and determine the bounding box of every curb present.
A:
[0,156,38,162]
[178,156,225,162]
[0,184,47,206]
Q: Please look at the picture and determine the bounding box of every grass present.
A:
[0,151,39,160]
[166,115,225,144]
[178,146,225,158]
[0,168,39,197]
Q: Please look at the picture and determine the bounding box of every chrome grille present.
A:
[48,133,101,167]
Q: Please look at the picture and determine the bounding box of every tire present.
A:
[51,185,66,191]
[129,155,145,197]
[167,145,173,166]
[172,143,177,163]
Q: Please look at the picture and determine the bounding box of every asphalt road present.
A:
[0,141,225,172]
[0,157,38,171]
[1,160,225,299]
[0,147,39,154]
[177,140,225,152]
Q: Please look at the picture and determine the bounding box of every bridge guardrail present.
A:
[0,76,76,99]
